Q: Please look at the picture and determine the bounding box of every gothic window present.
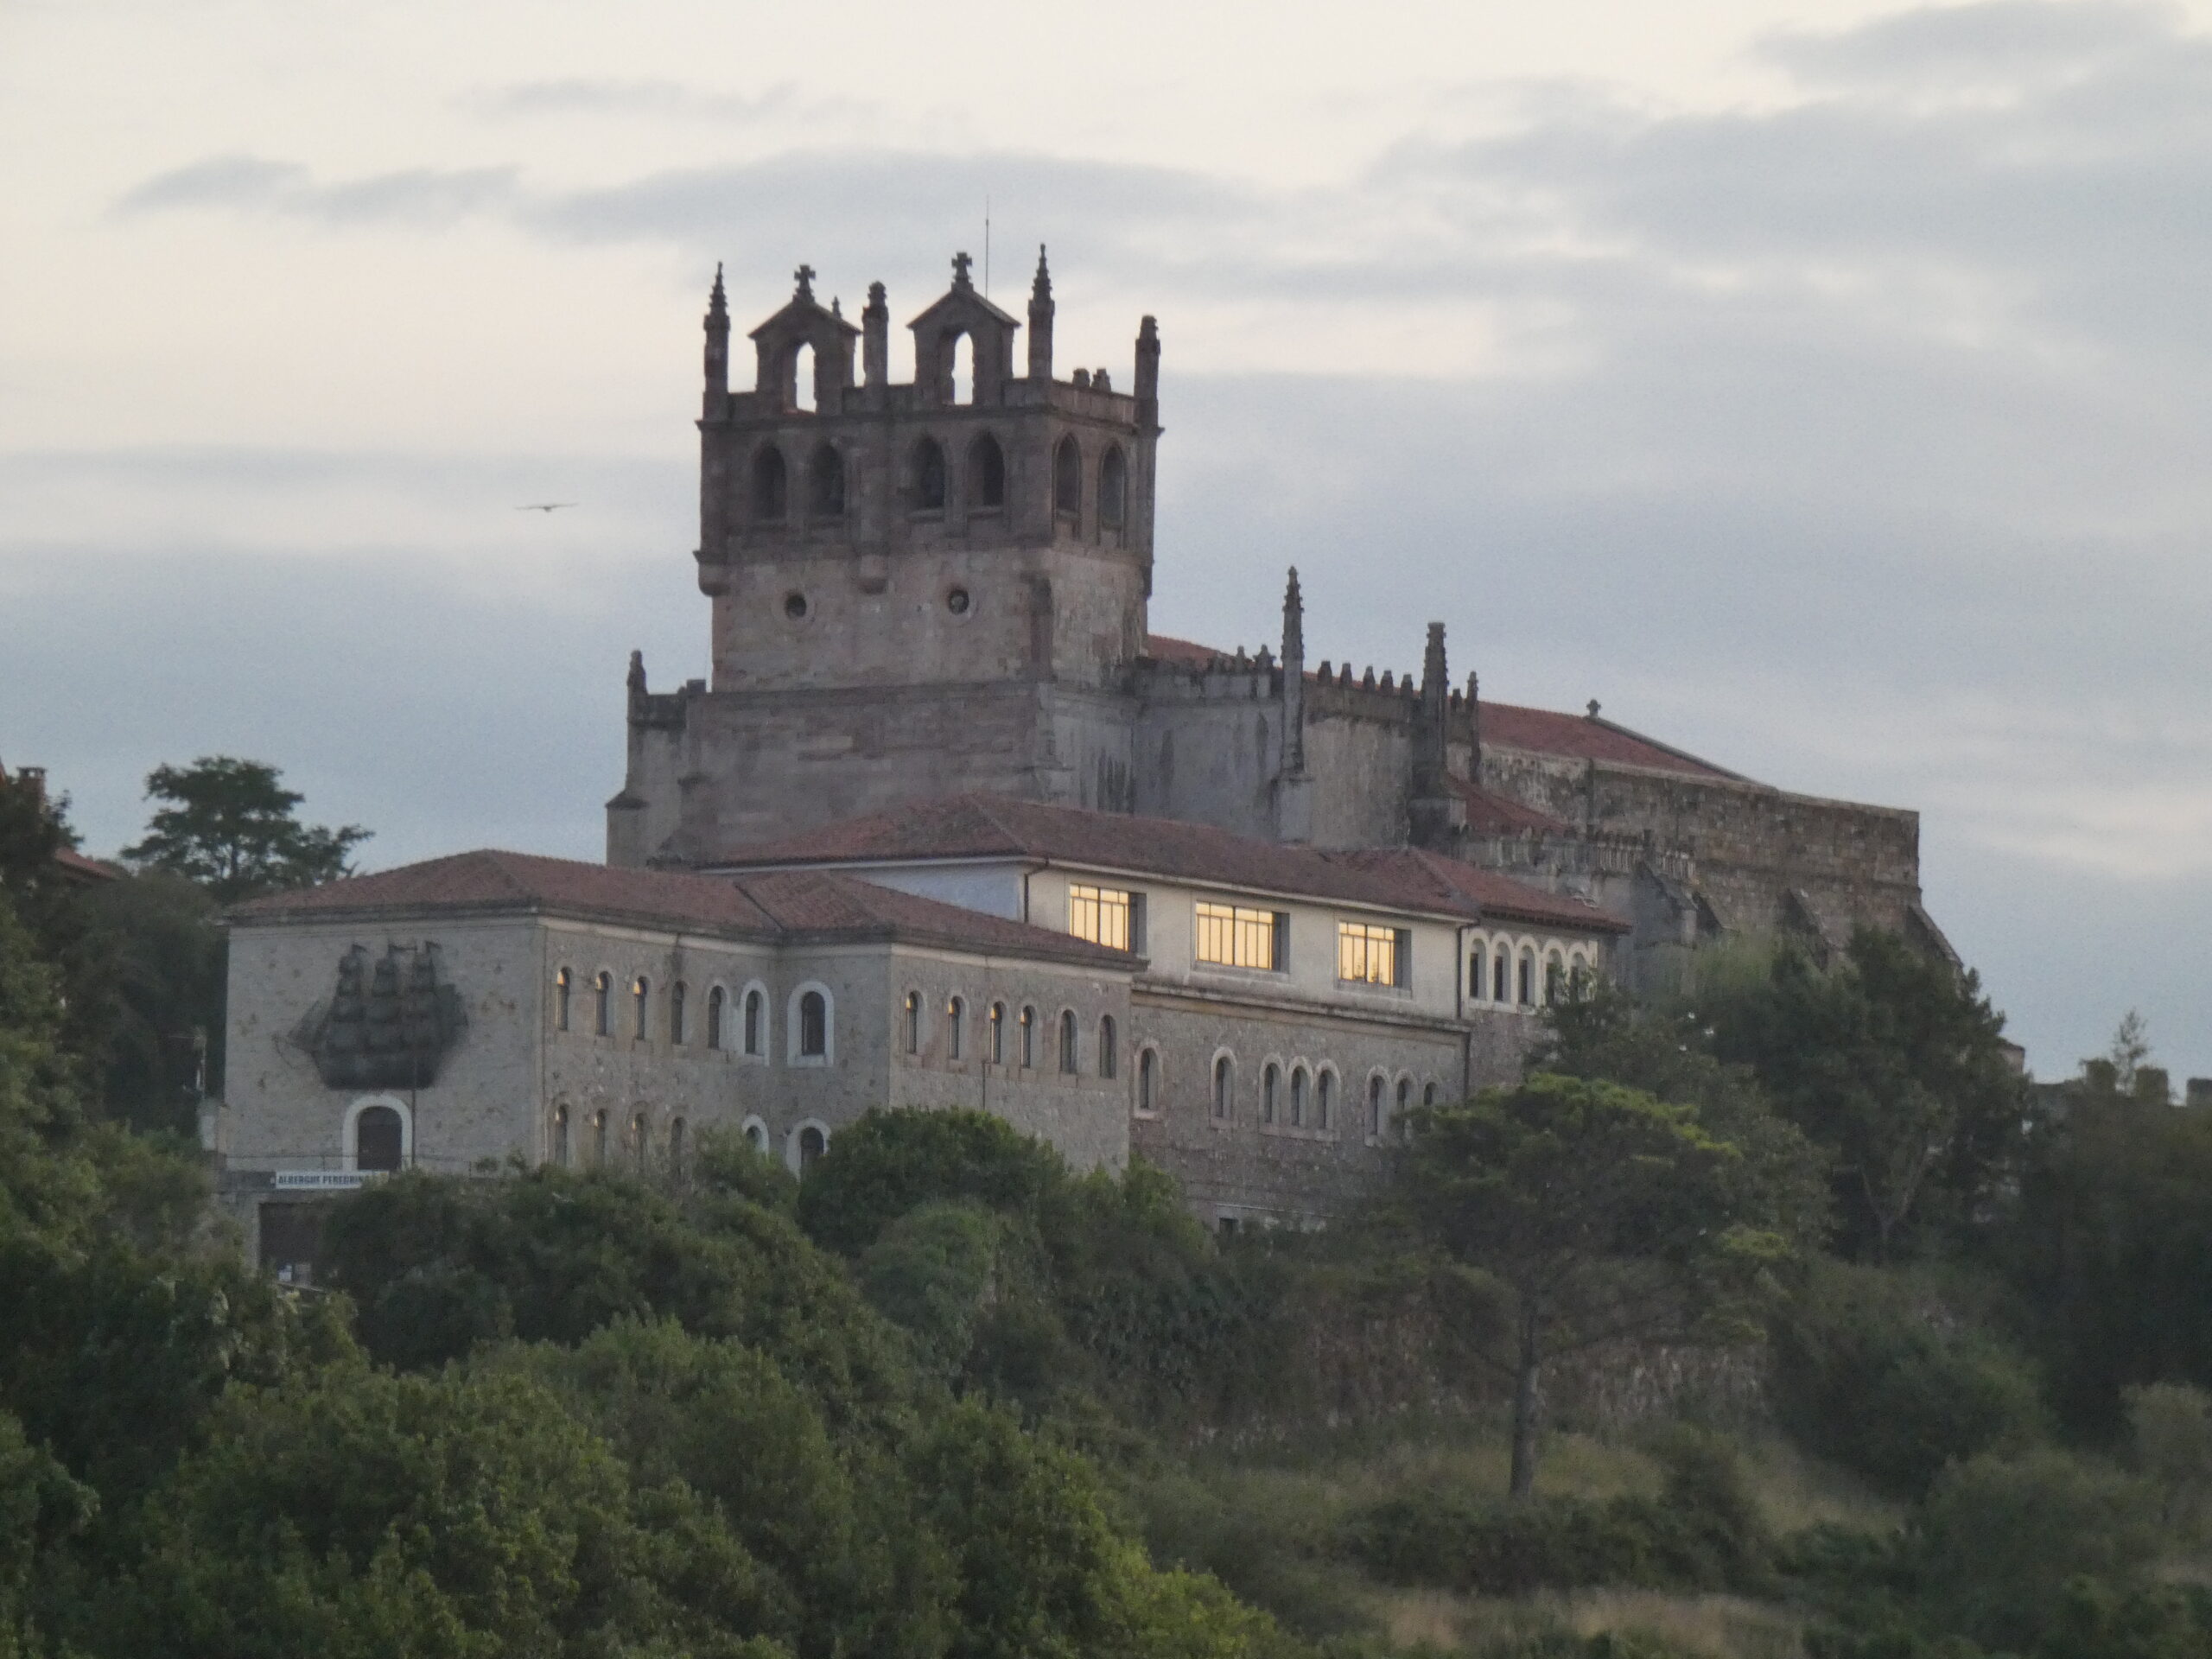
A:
[1098,445,1128,531]
[1097,1015,1117,1080]
[632,976,650,1039]
[809,443,845,517]
[1053,435,1081,518]
[707,986,725,1050]
[632,1111,650,1174]
[356,1104,404,1173]
[905,991,922,1055]
[1058,1009,1078,1075]
[948,995,965,1059]
[798,989,828,1059]
[1262,1063,1280,1125]
[668,1117,686,1181]
[1019,1004,1036,1068]
[594,971,612,1036]
[1290,1066,1308,1128]
[1317,1069,1334,1131]
[967,431,1006,510]
[671,981,686,1045]
[913,438,947,512]
[1138,1048,1159,1114]
[744,988,764,1055]
[555,967,572,1031]
[551,1106,569,1168]
[753,444,788,521]
[1213,1055,1234,1121]
[989,1002,1006,1065]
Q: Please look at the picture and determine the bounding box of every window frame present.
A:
[1194,901,1286,972]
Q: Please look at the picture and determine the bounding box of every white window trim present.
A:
[787,981,835,1066]
[1210,1046,1238,1126]
[341,1094,412,1173]
[741,1114,771,1154]
[785,1116,832,1175]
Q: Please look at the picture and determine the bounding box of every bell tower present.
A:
[613,250,1165,863]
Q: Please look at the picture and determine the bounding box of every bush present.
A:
[1910,1448,2162,1653]
[1770,1262,2045,1497]
[796,1110,1065,1257]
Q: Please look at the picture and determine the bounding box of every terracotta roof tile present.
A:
[228,849,1135,969]
[1333,848,1629,934]
[706,794,1485,920]
[1450,778,1575,835]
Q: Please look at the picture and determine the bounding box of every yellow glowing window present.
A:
[1338,922,1407,988]
[1068,883,1135,951]
[1195,902,1284,970]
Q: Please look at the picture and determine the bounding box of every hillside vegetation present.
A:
[9,771,2212,1657]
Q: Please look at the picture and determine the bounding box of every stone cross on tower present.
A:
[793,264,817,300]
[951,251,974,289]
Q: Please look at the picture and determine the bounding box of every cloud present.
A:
[469,77,854,126]
[118,156,519,227]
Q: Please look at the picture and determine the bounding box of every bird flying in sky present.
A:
[516,502,577,512]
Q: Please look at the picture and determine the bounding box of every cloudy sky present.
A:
[4,0,2208,1082]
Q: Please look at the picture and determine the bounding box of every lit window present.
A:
[1338,922,1406,987]
[1195,902,1283,970]
[1069,884,1136,951]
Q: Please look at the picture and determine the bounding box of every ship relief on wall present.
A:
[301,944,466,1090]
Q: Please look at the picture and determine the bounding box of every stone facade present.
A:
[611,253,1952,989]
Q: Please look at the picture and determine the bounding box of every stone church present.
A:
[609,251,1956,988]
[213,249,1958,1266]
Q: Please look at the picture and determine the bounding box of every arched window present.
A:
[798,1123,828,1171]
[551,1105,569,1167]
[798,989,828,1058]
[1424,1081,1438,1108]
[1058,1009,1078,1075]
[967,432,1006,509]
[913,437,947,512]
[1139,1048,1158,1113]
[791,342,816,413]
[1468,948,1486,1002]
[632,1111,650,1174]
[356,1104,404,1173]
[744,988,764,1055]
[555,967,572,1031]
[809,442,844,517]
[1019,1005,1036,1068]
[1262,1063,1280,1125]
[707,986,725,1050]
[1545,951,1566,1004]
[744,1119,768,1154]
[1291,1066,1308,1128]
[1098,446,1128,531]
[592,1109,609,1166]
[948,995,965,1059]
[1097,1015,1117,1080]
[1369,1075,1386,1139]
[632,976,650,1039]
[1318,1069,1335,1131]
[950,332,975,404]
[905,991,922,1055]
[1518,950,1536,1007]
[1494,949,1510,1004]
[1397,1078,1413,1138]
[1053,436,1082,518]
[671,981,687,1044]
[668,1117,686,1181]
[1213,1055,1233,1121]
[753,444,787,521]
[989,1001,1006,1065]
[594,971,612,1036]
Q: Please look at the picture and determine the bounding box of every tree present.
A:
[1396,1074,1823,1497]
[121,758,368,904]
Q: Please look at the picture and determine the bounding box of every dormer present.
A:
[906,251,1020,406]
[748,264,861,411]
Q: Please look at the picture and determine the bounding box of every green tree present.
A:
[1699,931,2024,1261]
[1397,1074,1823,1497]
[121,758,368,904]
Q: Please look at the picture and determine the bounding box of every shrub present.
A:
[2125,1382,2212,1540]
[1770,1262,2045,1497]
[795,1110,1065,1257]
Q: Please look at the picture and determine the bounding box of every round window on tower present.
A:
[783,592,809,621]
[945,587,971,616]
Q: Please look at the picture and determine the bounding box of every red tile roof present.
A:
[1332,848,1628,934]
[229,849,1136,969]
[1142,633,1223,667]
[1451,778,1574,836]
[705,793,1488,920]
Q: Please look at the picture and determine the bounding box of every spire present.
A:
[1281,568,1306,776]
[1281,566,1304,663]
[1027,244,1055,381]
[1134,314,1160,417]
[861,280,888,388]
[709,262,727,320]
[702,265,730,417]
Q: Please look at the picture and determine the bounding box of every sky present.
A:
[3,0,2208,1084]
